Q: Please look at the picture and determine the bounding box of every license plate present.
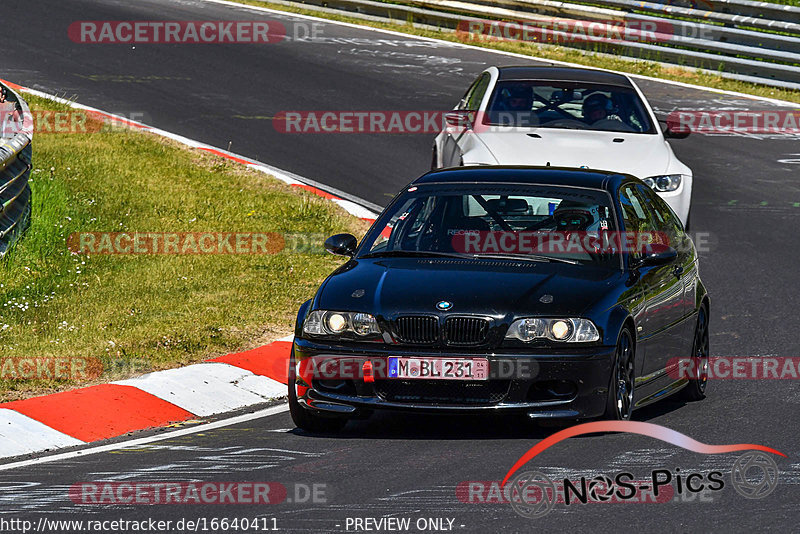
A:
[387,357,489,380]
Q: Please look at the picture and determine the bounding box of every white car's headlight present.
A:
[643,174,682,192]
[303,310,381,338]
[506,318,600,343]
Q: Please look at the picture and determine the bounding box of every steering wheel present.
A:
[553,209,594,230]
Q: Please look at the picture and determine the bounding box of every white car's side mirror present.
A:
[444,111,472,129]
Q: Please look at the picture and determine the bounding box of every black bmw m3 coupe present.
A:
[289,167,709,432]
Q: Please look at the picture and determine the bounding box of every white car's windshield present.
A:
[484,81,655,134]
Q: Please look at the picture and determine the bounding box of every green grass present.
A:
[0,95,368,401]
[233,0,800,104]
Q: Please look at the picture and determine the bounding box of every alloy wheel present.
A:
[614,331,635,420]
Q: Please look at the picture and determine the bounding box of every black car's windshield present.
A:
[483,81,655,133]
[360,184,623,269]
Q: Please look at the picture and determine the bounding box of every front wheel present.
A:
[288,349,347,434]
[603,328,635,420]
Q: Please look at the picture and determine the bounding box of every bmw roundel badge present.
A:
[436,301,453,311]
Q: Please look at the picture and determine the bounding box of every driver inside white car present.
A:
[497,86,533,112]
[582,93,634,131]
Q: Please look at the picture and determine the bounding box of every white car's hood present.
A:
[474,128,671,179]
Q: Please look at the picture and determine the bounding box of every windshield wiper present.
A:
[361,250,467,259]
[470,253,579,265]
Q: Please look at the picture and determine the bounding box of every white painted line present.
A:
[333,198,379,219]
[0,403,290,472]
[247,163,301,186]
[145,127,205,149]
[0,409,85,459]
[113,363,285,417]
[202,0,800,108]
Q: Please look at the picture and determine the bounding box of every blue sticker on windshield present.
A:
[548,202,557,215]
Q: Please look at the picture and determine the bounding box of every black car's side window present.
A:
[635,184,684,247]
[619,184,652,232]
[619,184,658,259]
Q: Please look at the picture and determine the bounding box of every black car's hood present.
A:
[316,257,623,319]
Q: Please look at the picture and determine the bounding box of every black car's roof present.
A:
[413,166,629,192]
[496,66,634,88]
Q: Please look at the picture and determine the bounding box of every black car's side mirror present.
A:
[634,243,677,268]
[324,233,357,257]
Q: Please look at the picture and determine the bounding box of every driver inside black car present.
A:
[538,202,613,260]
[522,200,603,232]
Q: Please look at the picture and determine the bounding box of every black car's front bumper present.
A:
[293,338,615,420]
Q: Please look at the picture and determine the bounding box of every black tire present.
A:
[678,305,709,401]
[603,327,635,420]
[288,349,347,434]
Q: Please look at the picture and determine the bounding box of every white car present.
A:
[433,66,693,226]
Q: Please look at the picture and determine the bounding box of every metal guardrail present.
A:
[408,0,800,81]
[684,0,800,23]
[467,0,800,48]
[279,0,800,90]
[0,83,33,256]
[567,0,800,33]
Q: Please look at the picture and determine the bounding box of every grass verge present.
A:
[0,94,369,401]
[234,0,800,104]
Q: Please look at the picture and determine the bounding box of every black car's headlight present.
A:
[302,310,382,339]
[505,318,600,343]
[643,174,682,192]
